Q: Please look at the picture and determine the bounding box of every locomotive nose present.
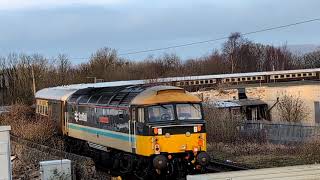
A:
[196,152,210,166]
[153,155,168,170]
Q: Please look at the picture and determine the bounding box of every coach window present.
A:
[138,108,144,123]
[44,106,48,115]
[257,77,261,80]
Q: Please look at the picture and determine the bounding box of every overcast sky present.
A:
[0,0,320,63]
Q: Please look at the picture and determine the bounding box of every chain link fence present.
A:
[240,121,320,144]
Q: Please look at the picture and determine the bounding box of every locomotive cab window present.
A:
[148,105,174,122]
[176,104,202,120]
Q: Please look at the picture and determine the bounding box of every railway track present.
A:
[206,159,250,173]
[11,134,251,179]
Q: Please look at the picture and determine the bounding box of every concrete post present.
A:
[0,126,12,180]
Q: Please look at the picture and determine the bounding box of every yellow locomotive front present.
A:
[130,86,210,176]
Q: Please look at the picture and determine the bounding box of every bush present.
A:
[204,107,243,143]
[0,104,55,144]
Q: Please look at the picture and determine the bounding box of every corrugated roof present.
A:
[235,99,267,106]
[206,99,267,108]
[207,101,241,108]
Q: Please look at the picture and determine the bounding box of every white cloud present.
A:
[0,0,127,10]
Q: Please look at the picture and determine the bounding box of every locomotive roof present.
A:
[35,68,320,101]
[35,80,146,101]
[131,86,201,105]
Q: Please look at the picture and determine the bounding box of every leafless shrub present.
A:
[204,106,243,143]
[0,104,55,144]
[277,95,309,122]
[299,138,320,158]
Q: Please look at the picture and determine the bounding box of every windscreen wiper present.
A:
[191,104,201,113]
[160,105,168,109]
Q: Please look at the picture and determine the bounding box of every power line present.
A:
[47,17,320,61]
[117,17,320,56]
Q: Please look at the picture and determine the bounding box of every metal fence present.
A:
[240,121,320,144]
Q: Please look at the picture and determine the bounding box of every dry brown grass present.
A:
[204,106,320,168]
[0,104,55,144]
[208,139,320,168]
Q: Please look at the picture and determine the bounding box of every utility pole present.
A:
[0,73,4,105]
[31,65,36,97]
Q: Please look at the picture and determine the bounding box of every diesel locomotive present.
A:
[35,84,210,179]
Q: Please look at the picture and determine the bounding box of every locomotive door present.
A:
[129,108,137,153]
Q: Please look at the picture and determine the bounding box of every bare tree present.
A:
[303,50,320,68]
[277,95,309,123]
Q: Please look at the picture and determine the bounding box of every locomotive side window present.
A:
[131,108,136,121]
[148,105,174,122]
[176,104,202,120]
[118,110,124,119]
[138,108,144,123]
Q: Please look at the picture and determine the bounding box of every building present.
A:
[199,81,320,125]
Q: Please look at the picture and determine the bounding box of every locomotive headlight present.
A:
[194,125,202,132]
[193,126,197,133]
[153,128,162,135]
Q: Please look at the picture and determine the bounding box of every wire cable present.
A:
[118,18,320,56]
[47,17,320,60]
